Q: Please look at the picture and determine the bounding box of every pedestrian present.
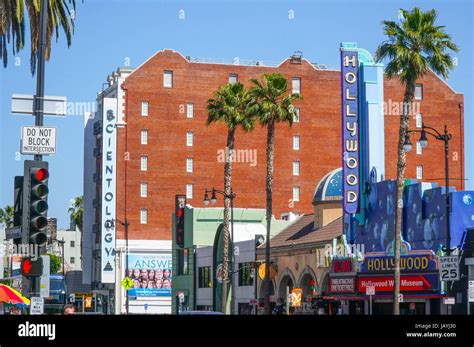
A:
[63,304,75,315]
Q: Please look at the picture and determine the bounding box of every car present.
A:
[178,310,224,315]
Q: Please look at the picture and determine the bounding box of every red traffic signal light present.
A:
[34,168,49,181]
[20,257,43,277]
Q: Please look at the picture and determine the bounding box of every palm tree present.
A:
[0,0,76,73]
[249,73,301,314]
[375,7,458,314]
[68,196,83,232]
[207,82,254,314]
[0,205,14,228]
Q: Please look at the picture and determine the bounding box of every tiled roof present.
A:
[265,214,342,248]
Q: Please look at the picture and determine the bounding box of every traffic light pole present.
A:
[34,0,48,161]
[29,0,48,301]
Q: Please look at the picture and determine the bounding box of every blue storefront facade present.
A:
[330,42,474,314]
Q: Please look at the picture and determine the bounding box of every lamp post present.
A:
[404,123,453,299]
[404,123,452,255]
[204,187,236,314]
[106,218,130,315]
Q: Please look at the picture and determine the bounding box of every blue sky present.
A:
[0,0,472,228]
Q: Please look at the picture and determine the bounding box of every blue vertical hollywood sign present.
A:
[341,49,360,214]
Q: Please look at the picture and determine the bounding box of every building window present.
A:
[293,107,300,123]
[140,209,148,224]
[416,113,422,128]
[238,262,254,286]
[141,129,148,145]
[177,249,189,275]
[198,266,212,288]
[187,103,194,118]
[293,186,300,202]
[186,184,193,199]
[416,166,423,179]
[70,257,75,264]
[70,241,75,248]
[141,101,148,116]
[186,132,193,147]
[186,158,193,173]
[416,141,423,155]
[293,161,300,176]
[164,70,173,88]
[140,156,148,171]
[292,77,301,95]
[229,74,238,84]
[415,84,423,100]
[140,183,148,197]
[293,136,300,150]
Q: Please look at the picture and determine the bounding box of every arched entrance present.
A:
[277,273,295,303]
[300,272,317,299]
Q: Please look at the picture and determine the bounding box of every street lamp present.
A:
[106,218,130,315]
[405,123,453,256]
[203,187,236,314]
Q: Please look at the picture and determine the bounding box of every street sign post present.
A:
[30,297,44,315]
[439,256,460,281]
[469,281,474,303]
[12,94,67,116]
[444,297,455,305]
[366,286,375,315]
[5,226,22,240]
[21,126,57,155]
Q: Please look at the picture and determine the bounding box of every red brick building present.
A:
[114,49,464,242]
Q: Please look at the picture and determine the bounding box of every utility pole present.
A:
[28,0,48,300]
[34,0,48,161]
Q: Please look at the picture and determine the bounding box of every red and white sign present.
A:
[358,275,433,292]
[366,286,375,296]
[330,277,355,293]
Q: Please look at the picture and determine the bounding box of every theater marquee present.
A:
[340,48,360,214]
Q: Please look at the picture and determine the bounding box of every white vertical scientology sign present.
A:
[101,98,117,283]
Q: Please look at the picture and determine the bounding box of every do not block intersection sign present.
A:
[21,126,57,155]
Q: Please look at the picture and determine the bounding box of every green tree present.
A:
[249,73,300,314]
[47,253,62,273]
[68,196,83,232]
[206,82,254,314]
[0,0,76,73]
[375,7,458,314]
[0,205,14,228]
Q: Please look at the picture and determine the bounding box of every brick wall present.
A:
[114,49,464,241]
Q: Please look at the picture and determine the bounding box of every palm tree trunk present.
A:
[264,120,275,315]
[393,84,415,315]
[221,128,235,314]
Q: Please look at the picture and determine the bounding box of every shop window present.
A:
[238,262,254,286]
[198,266,212,288]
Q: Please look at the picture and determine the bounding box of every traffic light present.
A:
[22,160,49,246]
[20,257,43,277]
[13,176,24,246]
[175,195,186,248]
